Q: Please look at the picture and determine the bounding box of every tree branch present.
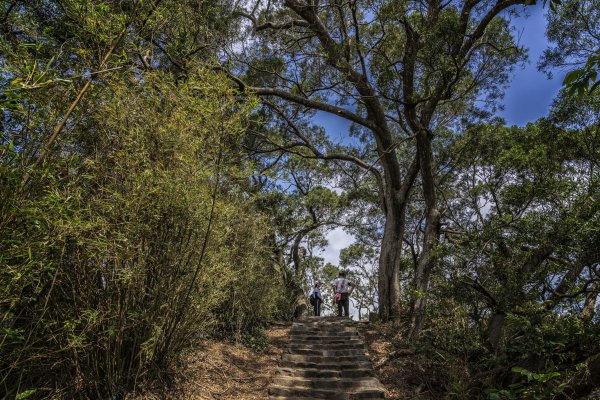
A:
[250,86,376,129]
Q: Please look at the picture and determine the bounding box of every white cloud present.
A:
[321,228,355,265]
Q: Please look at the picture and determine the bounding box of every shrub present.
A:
[0,70,284,399]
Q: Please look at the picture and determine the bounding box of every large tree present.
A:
[229,0,531,325]
[431,93,600,396]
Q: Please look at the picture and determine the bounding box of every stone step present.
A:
[289,337,360,344]
[299,316,357,321]
[290,335,360,342]
[290,326,358,335]
[289,336,363,343]
[293,324,359,330]
[268,397,319,400]
[292,323,361,330]
[269,317,385,399]
[290,332,360,340]
[272,376,384,391]
[276,367,375,379]
[293,319,356,324]
[289,341,364,348]
[290,336,364,342]
[285,347,367,356]
[291,331,359,338]
[293,322,355,326]
[288,342,366,350]
[279,360,373,370]
[282,354,369,364]
[268,385,385,399]
[287,341,365,349]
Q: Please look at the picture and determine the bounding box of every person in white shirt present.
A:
[310,282,324,316]
[330,270,356,317]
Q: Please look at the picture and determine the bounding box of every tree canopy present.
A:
[1,0,599,399]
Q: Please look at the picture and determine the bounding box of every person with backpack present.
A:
[309,282,324,316]
[331,270,356,318]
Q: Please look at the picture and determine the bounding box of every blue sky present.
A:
[499,3,565,125]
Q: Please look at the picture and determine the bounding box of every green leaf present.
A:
[563,69,583,85]
[511,366,533,379]
[16,389,37,400]
[549,0,559,12]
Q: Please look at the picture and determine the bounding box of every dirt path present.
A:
[129,320,411,400]
[130,325,290,400]
[178,327,290,400]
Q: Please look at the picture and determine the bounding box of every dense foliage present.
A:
[229,0,600,397]
[409,91,600,398]
[1,0,599,399]
[1,1,285,398]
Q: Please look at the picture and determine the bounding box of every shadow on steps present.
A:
[268,317,386,399]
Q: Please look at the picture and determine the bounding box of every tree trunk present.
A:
[290,231,309,318]
[293,291,309,319]
[546,261,585,309]
[378,209,405,320]
[377,157,418,320]
[408,130,440,339]
[409,207,441,339]
[487,312,506,351]
[291,233,303,274]
[582,283,598,319]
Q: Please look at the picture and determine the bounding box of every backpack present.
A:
[309,293,316,306]
[336,278,347,294]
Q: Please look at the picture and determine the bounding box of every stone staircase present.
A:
[268,316,385,399]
